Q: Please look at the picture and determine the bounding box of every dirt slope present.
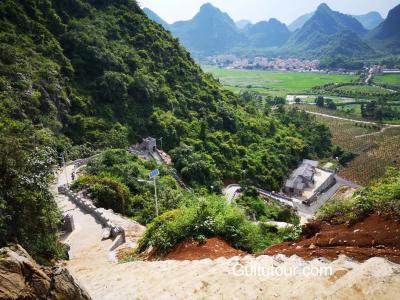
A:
[164,237,245,260]
[264,214,400,263]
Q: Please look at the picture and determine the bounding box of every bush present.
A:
[137,196,290,256]
[72,175,130,214]
[236,193,300,225]
[317,168,400,223]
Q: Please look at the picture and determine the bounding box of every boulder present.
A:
[0,245,91,300]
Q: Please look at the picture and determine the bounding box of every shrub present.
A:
[137,196,290,256]
[71,175,130,214]
[236,194,300,225]
[317,168,400,223]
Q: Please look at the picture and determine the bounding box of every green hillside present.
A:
[0,0,331,259]
[368,4,400,54]
[285,3,372,58]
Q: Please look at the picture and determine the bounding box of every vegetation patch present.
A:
[137,196,301,256]
[71,149,185,224]
[317,168,400,223]
[203,67,357,96]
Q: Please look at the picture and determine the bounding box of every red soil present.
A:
[164,237,245,261]
[264,214,400,263]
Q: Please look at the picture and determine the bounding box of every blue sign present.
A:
[149,169,160,179]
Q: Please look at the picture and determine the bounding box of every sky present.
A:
[137,0,399,25]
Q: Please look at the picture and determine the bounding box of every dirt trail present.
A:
[306,110,400,128]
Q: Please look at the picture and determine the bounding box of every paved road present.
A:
[223,184,241,203]
[224,175,360,223]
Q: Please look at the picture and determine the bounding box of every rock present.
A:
[0,245,91,300]
[309,244,316,250]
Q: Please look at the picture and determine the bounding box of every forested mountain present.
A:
[288,12,314,32]
[289,10,383,32]
[0,0,331,259]
[353,11,383,30]
[285,3,372,57]
[140,2,397,63]
[368,4,400,54]
[143,7,170,29]
[245,19,291,48]
[170,3,245,56]
[236,19,252,30]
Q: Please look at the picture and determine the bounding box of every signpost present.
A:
[148,169,160,216]
[149,169,160,179]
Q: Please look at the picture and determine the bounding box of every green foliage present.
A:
[235,192,300,225]
[315,96,325,107]
[0,118,64,261]
[72,175,130,214]
[0,0,332,260]
[72,149,185,224]
[317,167,400,223]
[137,196,287,256]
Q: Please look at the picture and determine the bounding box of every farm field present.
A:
[308,113,400,185]
[334,84,394,96]
[292,104,369,121]
[203,66,358,96]
[374,74,400,87]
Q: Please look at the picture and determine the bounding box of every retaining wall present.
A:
[58,185,125,242]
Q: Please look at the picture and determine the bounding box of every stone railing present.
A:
[70,154,101,171]
[58,185,125,250]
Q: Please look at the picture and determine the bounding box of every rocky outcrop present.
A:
[0,245,91,300]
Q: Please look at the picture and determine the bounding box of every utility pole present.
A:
[138,168,160,217]
[154,176,158,216]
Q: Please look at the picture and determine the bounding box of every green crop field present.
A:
[374,74,400,86]
[203,66,358,96]
[334,84,394,95]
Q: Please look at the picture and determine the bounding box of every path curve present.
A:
[305,110,400,128]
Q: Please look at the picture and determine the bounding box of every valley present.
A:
[203,66,357,96]
[205,65,400,185]
[1,1,400,299]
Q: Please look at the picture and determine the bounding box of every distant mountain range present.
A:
[236,20,252,30]
[143,3,400,63]
[285,3,372,57]
[169,3,245,56]
[289,10,383,31]
[143,7,170,29]
[368,4,400,54]
[245,18,291,48]
[288,12,314,32]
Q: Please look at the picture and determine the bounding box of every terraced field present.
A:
[334,84,394,96]
[308,113,400,185]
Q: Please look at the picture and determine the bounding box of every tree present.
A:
[325,99,337,110]
[315,96,325,107]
